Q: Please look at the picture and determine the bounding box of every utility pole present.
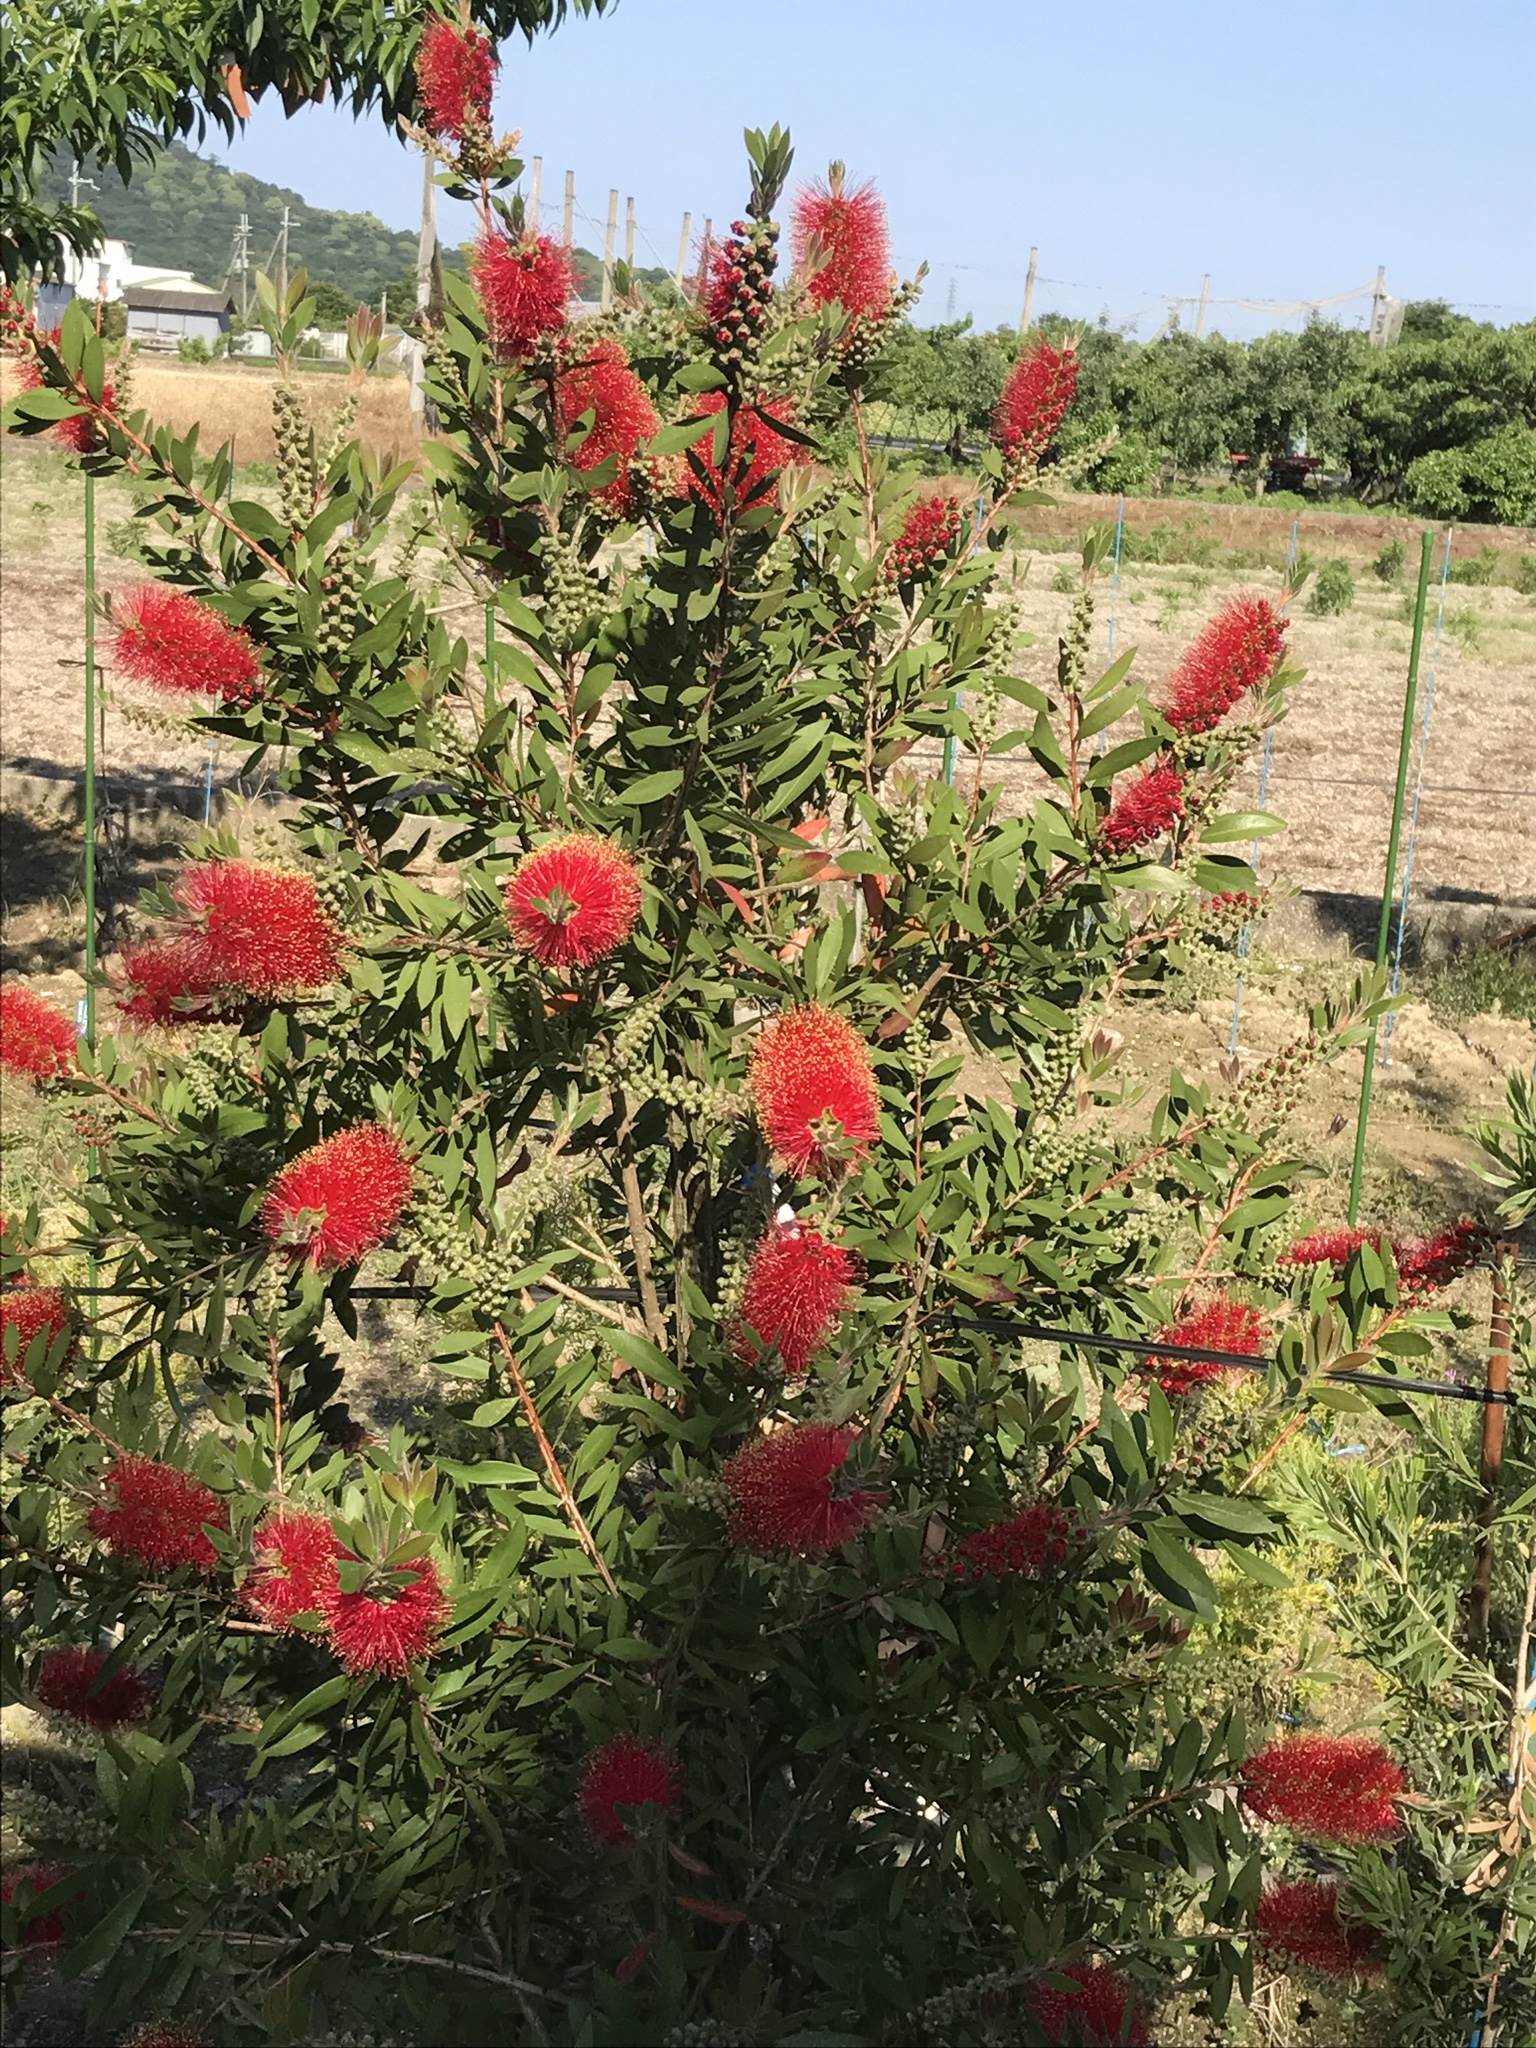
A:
[528,155,542,228]
[1194,272,1211,337]
[1369,263,1387,347]
[601,186,618,309]
[945,275,958,321]
[379,286,388,326]
[674,211,692,290]
[277,204,295,301]
[232,213,252,321]
[68,158,98,213]
[624,195,636,270]
[414,161,436,321]
[1019,244,1038,334]
[562,170,575,248]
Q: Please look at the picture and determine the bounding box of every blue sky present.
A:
[204,0,1533,338]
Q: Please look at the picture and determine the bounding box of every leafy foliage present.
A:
[1,82,1527,2048]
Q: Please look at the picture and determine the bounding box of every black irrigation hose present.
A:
[60,1286,1523,1410]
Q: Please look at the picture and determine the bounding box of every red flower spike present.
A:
[950,1503,1076,1582]
[1161,596,1288,735]
[34,1645,151,1731]
[1,1863,72,1951]
[16,340,115,452]
[1,1284,76,1386]
[1099,764,1186,856]
[991,338,1079,462]
[172,861,347,997]
[1,981,76,1084]
[885,494,963,583]
[723,1422,880,1555]
[1396,1219,1486,1294]
[112,584,262,706]
[580,1735,681,1848]
[261,1123,412,1269]
[87,1455,227,1572]
[1144,1296,1265,1398]
[114,939,224,1027]
[472,228,572,359]
[793,175,892,321]
[244,1511,343,1630]
[1242,1732,1405,1844]
[733,1223,858,1379]
[1257,1877,1383,1979]
[749,1004,880,1177]
[415,16,496,142]
[555,339,661,518]
[504,834,642,968]
[1030,1960,1152,2047]
[1282,1220,1485,1298]
[122,2026,210,2048]
[685,390,806,517]
[326,1557,447,1676]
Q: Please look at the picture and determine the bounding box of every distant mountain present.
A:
[40,144,659,311]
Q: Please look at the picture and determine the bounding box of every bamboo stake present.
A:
[1347,527,1433,1223]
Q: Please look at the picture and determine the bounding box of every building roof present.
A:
[123,283,233,313]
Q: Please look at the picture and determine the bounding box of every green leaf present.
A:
[612,768,684,806]
[61,1883,148,1978]
[1200,811,1286,844]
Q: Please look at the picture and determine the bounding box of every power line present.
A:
[63,1288,1520,1409]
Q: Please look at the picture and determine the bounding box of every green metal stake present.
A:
[1347,527,1434,1224]
[83,470,98,1049]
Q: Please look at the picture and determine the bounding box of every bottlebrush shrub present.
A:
[6,119,1487,2048]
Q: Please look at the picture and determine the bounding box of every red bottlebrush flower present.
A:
[326,1556,447,1676]
[1257,1877,1383,1979]
[580,1735,680,1847]
[733,1223,858,1379]
[991,338,1079,462]
[1161,596,1288,735]
[1396,1219,1486,1295]
[950,1503,1076,1582]
[1,1863,72,1951]
[114,939,223,1027]
[885,493,963,583]
[1242,1733,1405,1844]
[16,339,115,452]
[112,584,262,706]
[504,834,642,968]
[122,2026,210,2048]
[415,16,496,142]
[1282,1220,1484,1298]
[1282,1226,1380,1271]
[1099,764,1186,856]
[472,228,572,359]
[1144,1296,1266,1398]
[171,860,347,997]
[1030,1960,1152,2047]
[244,1511,342,1629]
[1,981,76,1084]
[793,173,892,321]
[261,1123,413,1269]
[684,389,806,517]
[34,1645,151,1731]
[87,1455,227,1572]
[555,340,661,518]
[723,1422,881,1555]
[1,1284,76,1385]
[749,1004,881,1177]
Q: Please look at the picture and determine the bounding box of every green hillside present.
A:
[39,143,653,311]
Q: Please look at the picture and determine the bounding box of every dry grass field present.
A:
[3,392,1532,1229]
